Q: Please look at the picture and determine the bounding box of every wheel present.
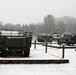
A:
[23,48,30,57]
[72,43,74,45]
[2,51,7,57]
[66,41,70,45]
[0,51,3,56]
[58,40,61,45]
[23,51,29,57]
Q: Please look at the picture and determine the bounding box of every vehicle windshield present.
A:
[53,34,60,37]
[62,32,73,37]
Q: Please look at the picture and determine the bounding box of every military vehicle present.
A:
[57,32,76,45]
[0,30,32,57]
[37,33,52,42]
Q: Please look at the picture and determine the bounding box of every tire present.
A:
[72,43,74,45]
[24,51,29,57]
[58,40,61,45]
[0,51,3,56]
[66,41,70,45]
[2,51,7,57]
[24,48,30,57]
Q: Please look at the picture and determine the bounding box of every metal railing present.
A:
[32,40,76,59]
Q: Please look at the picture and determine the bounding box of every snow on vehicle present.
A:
[52,33,60,41]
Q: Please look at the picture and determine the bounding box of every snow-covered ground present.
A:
[0,44,76,75]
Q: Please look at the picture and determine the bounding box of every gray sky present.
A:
[0,0,76,25]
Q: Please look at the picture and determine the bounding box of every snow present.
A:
[0,43,76,75]
[0,31,19,36]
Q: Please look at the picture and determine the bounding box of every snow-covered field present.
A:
[0,44,76,75]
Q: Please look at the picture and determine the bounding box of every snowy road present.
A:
[0,44,76,75]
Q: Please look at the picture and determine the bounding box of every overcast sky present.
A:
[0,0,76,25]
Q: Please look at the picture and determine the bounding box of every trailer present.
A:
[0,30,32,57]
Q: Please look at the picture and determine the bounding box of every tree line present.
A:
[0,14,76,36]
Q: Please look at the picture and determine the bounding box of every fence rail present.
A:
[32,40,76,59]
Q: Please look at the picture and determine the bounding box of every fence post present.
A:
[62,45,65,58]
[34,40,36,49]
[45,41,47,53]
